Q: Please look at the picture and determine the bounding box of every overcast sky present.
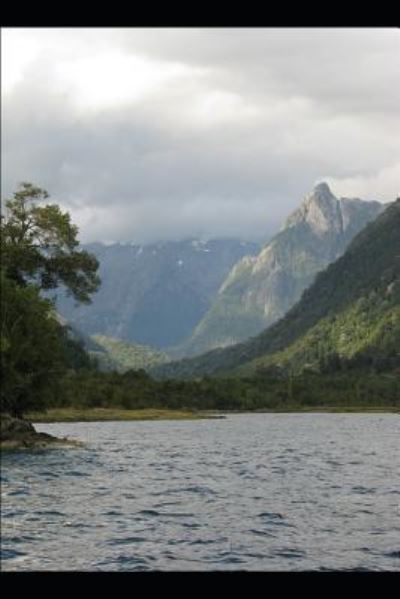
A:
[2,27,399,244]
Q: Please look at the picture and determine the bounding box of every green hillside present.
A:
[152,199,400,380]
[90,335,170,373]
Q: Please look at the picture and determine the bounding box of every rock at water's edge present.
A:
[0,413,79,450]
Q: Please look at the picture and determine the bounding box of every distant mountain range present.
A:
[152,198,399,380]
[53,238,260,349]
[175,183,383,357]
[54,183,385,363]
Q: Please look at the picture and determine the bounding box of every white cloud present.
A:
[325,162,400,201]
[2,27,399,243]
[1,29,42,93]
[54,52,194,112]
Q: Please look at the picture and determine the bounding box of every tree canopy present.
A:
[1,182,100,303]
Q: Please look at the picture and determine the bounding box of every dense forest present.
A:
[1,184,399,419]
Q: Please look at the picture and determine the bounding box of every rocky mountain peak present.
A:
[312,181,335,198]
[285,182,343,235]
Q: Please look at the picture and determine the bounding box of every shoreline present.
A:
[26,408,226,423]
[2,406,397,450]
[0,413,83,451]
[0,435,83,451]
[26,405,400,423]
[227,406,400,414]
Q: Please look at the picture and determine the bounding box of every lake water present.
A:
[1,413,399,571]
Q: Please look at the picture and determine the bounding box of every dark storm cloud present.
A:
[2,28,399,243]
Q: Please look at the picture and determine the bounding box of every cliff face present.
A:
[176,183,383,357]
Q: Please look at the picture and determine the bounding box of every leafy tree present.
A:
[1,182,100,303]
[0,272,67,416]
[0,183,101,416]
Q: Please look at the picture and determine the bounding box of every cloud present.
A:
[325,162,400,201]
[2,28,399,243]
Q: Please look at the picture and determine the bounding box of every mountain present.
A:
[152,198,399,380]
[176,183,383,357]
[52,238,260,349]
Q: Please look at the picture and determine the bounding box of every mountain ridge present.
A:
[174,183,383,357]
[152,197,399,380]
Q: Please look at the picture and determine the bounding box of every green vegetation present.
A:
[43,368,399,412]
[1,183,100,417]
[90,335,169,372]
[2,183,100,303]
[1,272,68,415]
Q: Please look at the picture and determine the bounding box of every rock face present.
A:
[0,414,35,437]
[176,183,383,357]
[0,413,72,450]
[52,238,259,349]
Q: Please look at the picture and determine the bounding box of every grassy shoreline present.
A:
[26,407,225,423]
[26,405,400,423]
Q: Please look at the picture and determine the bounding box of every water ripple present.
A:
[1,414,399,571]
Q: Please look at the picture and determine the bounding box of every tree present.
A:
[1,182,100,303]
[0,271,67,416]
[0,183,101,416]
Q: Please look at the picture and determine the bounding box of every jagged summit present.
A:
[313,181,333,195]
[302,181,336,207]
[285,182,342,235]
[285,182,382,238]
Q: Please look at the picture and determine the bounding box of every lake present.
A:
[1,413,399,571]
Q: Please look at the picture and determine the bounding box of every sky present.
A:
[2,27,399,244]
